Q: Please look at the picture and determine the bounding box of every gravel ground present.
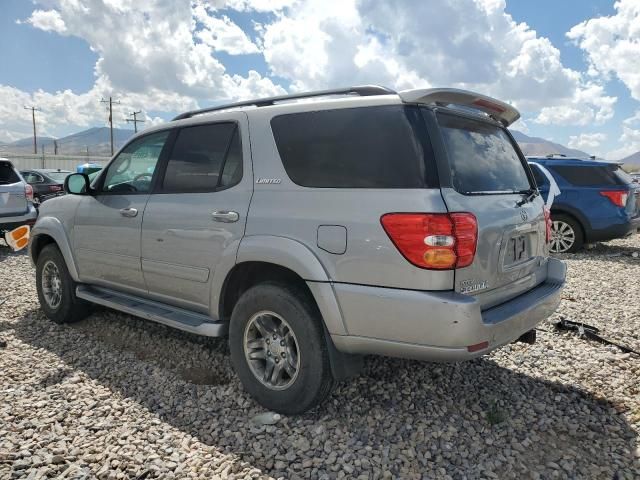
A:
[1,238,639,479]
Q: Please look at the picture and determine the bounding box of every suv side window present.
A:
[549,165,626,187]
[271,106,435,188]
[102,131,170,193]
[161,123,240,193]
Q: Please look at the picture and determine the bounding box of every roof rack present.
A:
[173,85,397,121]
[545,153,567,159]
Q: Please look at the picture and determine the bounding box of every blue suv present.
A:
[528,156,640,253]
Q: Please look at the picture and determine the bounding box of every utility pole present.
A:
[54,139,58,155]
[100,96,120,156]
[24,106,41,154]
[126,110,145,133]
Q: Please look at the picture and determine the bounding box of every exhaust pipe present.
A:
[516,329,536,345]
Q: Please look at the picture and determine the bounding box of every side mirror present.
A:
[64,173,91,195]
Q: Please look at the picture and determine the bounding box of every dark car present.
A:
[20,169,72,204]
[528,157,640,252]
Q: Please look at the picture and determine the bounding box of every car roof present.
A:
[527,156,619,168]
[21,168,72,173]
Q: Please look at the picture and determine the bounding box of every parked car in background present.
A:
[528,156,640,253]
[0,158,37,240]
[29,86,566,413]
[20,169,72,204]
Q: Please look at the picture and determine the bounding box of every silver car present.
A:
[0,158,38,240]
[29,86,566,414]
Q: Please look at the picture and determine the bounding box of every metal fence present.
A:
[0,152,111,171]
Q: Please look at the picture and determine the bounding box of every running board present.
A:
[76,285,227,337]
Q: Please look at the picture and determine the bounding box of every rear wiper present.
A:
[516,188,539,206]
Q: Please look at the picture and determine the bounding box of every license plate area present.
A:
[500,231,538,271]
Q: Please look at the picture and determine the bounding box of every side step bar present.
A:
[76,285,227,337]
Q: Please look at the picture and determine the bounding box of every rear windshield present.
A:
[437,113,531,194]
[271,105,437,188]
[0,162,20,184]
[549,165,631,187]
[47,171,72,183]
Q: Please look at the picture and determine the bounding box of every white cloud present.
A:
[24,9,67,33]
[193,4,260,55]
[258,0,615,125]
[606,111,640,160]
[568,133,607,151]
[568,0,640,101]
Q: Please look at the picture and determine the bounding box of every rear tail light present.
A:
[25,184,34,202]
[543,206,552,243]
[380,213,478,270]
[600,190,628,207]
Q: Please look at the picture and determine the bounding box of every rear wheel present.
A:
[550,214,583,253]
[36,244,91,323]
[229,282,335,414]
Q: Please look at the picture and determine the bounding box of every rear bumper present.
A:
[586,215,640,242]
[0,205,38,233]
[330,258,566,362]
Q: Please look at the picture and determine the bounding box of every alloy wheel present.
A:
[550,220,576,253]
[243,310,300,390]
[41,260,63,309]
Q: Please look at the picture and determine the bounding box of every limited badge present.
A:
[5,225,30,252]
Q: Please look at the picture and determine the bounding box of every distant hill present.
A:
[510,130,590,158]
[620,151,640,169]
[3,127,135,156]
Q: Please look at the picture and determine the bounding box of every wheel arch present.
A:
[550,206,588,241]
[29,217,80,281]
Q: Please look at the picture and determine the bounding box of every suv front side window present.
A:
[101,131,170,193]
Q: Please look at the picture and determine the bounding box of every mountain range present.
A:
[1,126,639,166]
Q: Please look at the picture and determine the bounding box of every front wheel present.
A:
[550,214,584,253]
[229,282,335,414]
[36,244,91,323]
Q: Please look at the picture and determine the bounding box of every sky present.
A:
[0,0,639,160]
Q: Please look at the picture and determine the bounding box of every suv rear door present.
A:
[428,110,548,309]
[0,160,28,217]
[141,114,252,313]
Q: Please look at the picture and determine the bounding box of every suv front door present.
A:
[74,130,170,294]
[141,115,252,314]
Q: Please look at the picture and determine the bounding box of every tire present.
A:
[229,282,335,414]
[550,213,584,253]
[36,244,91,323]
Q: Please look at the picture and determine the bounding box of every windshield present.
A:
[437,112,531,194]
[47,171,72,183]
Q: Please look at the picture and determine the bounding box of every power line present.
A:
[23,106,41,154]
[100,96,120,156]
[126,110,145,133]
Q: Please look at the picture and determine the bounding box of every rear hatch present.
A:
[434,111,548,309]
[0,160,28,217]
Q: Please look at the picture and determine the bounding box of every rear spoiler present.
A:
[398,88,520,127]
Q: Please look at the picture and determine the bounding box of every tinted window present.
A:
[271,106,435,188]
[0,163,20,184]
[437,113,531,194]
[102,131,169,193]
[549,165,628,187]
[162,123,239,192]
[529,164,548,186]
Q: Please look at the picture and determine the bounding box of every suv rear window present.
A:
[437,113,531,194]
[549,165,630,187]
[0,162,20,184]
[271,106,436,188]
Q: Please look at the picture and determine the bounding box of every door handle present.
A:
[119,207,138,218]
[211,210,239,223]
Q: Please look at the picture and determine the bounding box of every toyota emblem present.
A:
[520,210,528,221]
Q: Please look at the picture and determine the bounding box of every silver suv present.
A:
[29,86,566,414]
[1,158,38,240]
